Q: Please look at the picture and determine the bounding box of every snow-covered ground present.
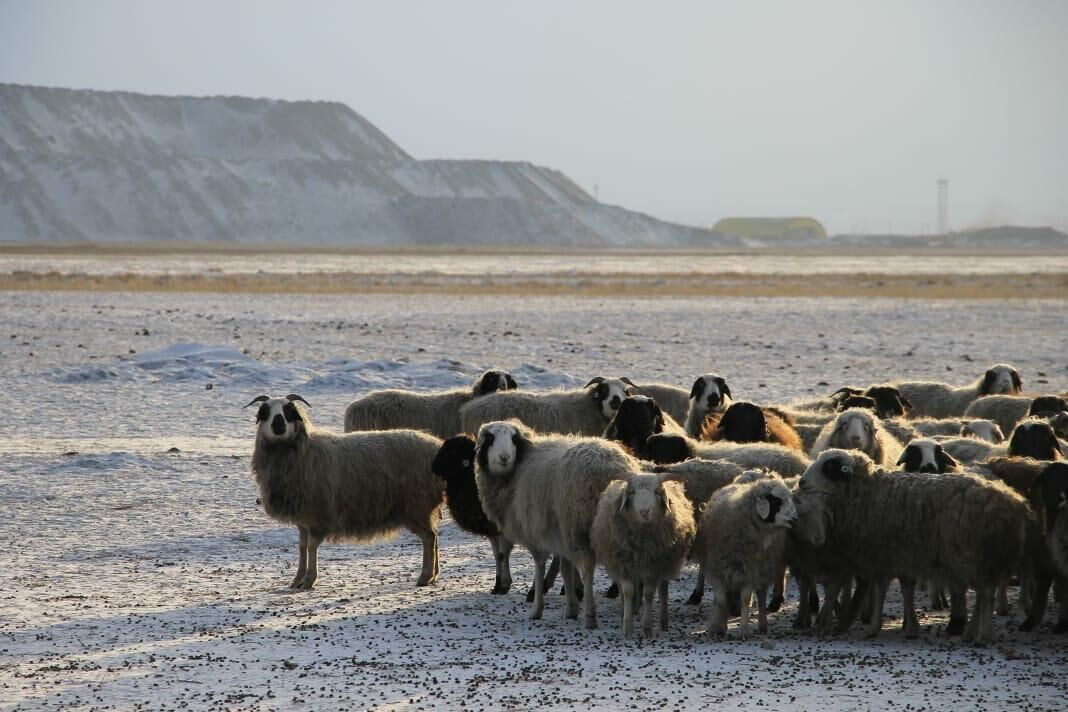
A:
[2,290,1067,710]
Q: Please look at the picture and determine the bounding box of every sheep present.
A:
[602,395,684,455]
[431,435,513,594]
[698,472,798,638]
[963,395,1030,436]
[633,382,691,424]
[683,374,733,438]
[885,416,1001,443]
[960,419,1006,443]
[247,394,445,589]
[638,433,811,476]
[894,363,1022,419]
[700,401,803,451]
[796,449,1036,644]
[896,438,961,474]
[788,385,912,420]
[938,436,1006,465]
[1008,419,1064,461]
[1021,462,1068,633]
[459,376,634,437]
[343,369,517,437]
[809,408,903,466]
[591,474,696,638]
[473,420,641,628]
[1041,411,1068,441]
[1031,395,1068,418]
[641,433,700,465]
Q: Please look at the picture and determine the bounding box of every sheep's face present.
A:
[476,370,518,395]
[982,364,1022,395]
[897,439,959,474]
[833,409,875,452]
[960,419,1005,444]
[620,475,670,524]
[604,396,664,450]
[863,386,911,419]
[718,402,768,443]
[1009,421,1063,461]
[247,395,308,443]
[800,450,864,495]
[432,435,476,483]
[586,377,634,420]
[1045,412,1068,440]
[791,493,830,547]
[753,481,798,529]
[476,422,524,476]
[1030,396,1068,418]
[689,374,732,413]
[640,434,694,465]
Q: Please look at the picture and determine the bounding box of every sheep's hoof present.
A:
[291,574,316,589]
[1053,621,1068,634]
[946,617,966,636]
[529,608,543,621]
[605,582,620,599]
[416,574,437,586]
[766,594,784,613]
[585,616,598,630]
[686,590,703,605]
[565,606,579,620]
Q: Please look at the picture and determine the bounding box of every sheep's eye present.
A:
[462,459,471,468]
[256,405,269,421]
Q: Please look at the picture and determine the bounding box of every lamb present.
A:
[474,420,641,627]
[683,374,733,438]
[459,376,634,437]
[698,473,798,638]
[431,436,513,595]
[894,363,1022,419]
[809,408,904,466]
[343,369,517,437]
[591,474,696,638]
[633,382,691,424]
[1021,462,1068,633]
[796,449,1036,644]
[247,394,445,589]
[700,401,803,451]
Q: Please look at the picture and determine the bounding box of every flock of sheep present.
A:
[246,364,1068,644]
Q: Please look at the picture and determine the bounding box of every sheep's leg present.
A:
[658,579,670,632]
[687,564,705,605]
[529,554,547,620]
[794,574,813,629]
[414,525,439,586]
[290,526,309,588]
[946,585,967,636]
[835,578,869,634]
[528,555,562,602]
[756,587,769,634]
[995,576,1009,616]
[708,581,728,637]
[1053,576,1068,634]
[641,581,656,638]
[561,558,580,620]
[295,529,323,590]
[927,577,946,611]
[575,553,598,629]
[900,577,920,639]
[767,566,786,613]
[1020,570,1052,632]
[864,580,886,638]
[621,580,636,639]
[815,580,841,635]
[962,588,980,643]
[1019,573,1033,615]
[736,587,753,640]
[605,581,620,599]
[969,584,994,645]
[489,536,513,595]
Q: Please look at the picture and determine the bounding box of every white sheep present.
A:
[474,420,641,628]
[343,369,517,437]
[247,395,445,589]
[634,381,691,424]
[894,363,1022,419]
[459,376,634,436]
[809,408,903,466]
[682,374,733,438]
[963,394,1032,436]
[698,472,798,638]
[590,473,696,638]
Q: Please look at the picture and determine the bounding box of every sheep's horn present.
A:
[286,394,311,407]
[620,377,637,387]
[244,395,270,408]
[583,376,605,388]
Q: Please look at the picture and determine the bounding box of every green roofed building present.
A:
[712,217,826,240]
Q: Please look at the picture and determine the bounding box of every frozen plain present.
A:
[2,290,1068,711]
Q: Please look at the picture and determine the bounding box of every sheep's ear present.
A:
[755,495,770,521]
[584,376,605,388]
[982,369,997,394]
[651,401,665,433]
[1012,370,1023,391]
[689,377,706,400]
[505,374,518,390]
[896,448,909,466]
[244,395,270,408]
[715,377,732,399]
[937,447,959,471]
[590,383,607,402]
[618,483,631,513]
[899,395,914,411]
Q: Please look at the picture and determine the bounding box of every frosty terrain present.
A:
[2,290,1067,710]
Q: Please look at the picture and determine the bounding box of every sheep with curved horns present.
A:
[343,369,517,437]
[698,472,798,639]
[632,382,691,424]
[638,434,811,476]
[700,401,804,451]
[591,473,696,638]
[247,394,445,589]
[431,435,513,594]
[894,363,1022,419]
[809,408,904,466]
[683,374,733,438]
[459,376,635,437]
[796,449,1036,644]
[1021,462,1068,633]
[474,420,642,628]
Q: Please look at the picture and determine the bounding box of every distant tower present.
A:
[936,179,949,234]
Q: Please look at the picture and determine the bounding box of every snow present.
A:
[2,289,1067,709]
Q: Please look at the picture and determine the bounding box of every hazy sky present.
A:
[2,1,1066,234]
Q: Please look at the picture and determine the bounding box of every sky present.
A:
[1,0,1066,235]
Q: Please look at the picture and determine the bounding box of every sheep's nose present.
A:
[610,397,621,409]
[706,395,719,408]
[271,414,286,435]
[920,464,935,473]
[850,435,863,446]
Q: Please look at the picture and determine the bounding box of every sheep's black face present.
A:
[719,402,767,443]
[640,434,694,465]
[432,436,476,482]
[1031,396,1068,418]
[1009,422,1062,461]
[605,396,663,451]
[864,386,909,418]
[477,371,518,395]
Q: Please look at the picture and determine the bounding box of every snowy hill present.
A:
[0,84,721,246]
